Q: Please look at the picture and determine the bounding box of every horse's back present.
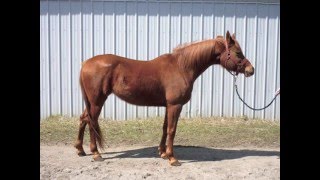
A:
[82,54,128,67]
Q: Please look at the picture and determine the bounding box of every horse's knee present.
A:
[80,109,88,118]
[80,113,90,124]
[167,129,175,136]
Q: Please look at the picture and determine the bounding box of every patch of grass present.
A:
[40,115,279,148]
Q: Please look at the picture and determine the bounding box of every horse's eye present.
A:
[236,52,245,59]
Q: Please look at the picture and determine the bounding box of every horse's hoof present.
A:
[77,151,86,157]
[160,153,168,159]
[93,155,104,162]
[169,159,181,166]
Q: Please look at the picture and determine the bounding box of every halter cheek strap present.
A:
[225,42,238,75]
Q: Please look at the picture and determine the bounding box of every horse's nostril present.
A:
[246,68,254,75]
[244,66,254,76]
[245,70,254,76]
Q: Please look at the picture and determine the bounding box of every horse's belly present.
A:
[112,77,166,106]
[114,89,166,106]
[116,93,166,106]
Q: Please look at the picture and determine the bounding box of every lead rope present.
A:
[224,40,279,110]
[228,72,280,111]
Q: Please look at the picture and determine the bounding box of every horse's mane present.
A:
[173,36,225,69]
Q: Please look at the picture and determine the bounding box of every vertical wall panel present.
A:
[244,4,257,118]
[41,0,280,121]
[275,14,280,120]
[60,1,71,116]
[70,1,82,117]
[40,1,50,118]
[264,5,278,120]
[255,4,268,119]
[48,1,61,115]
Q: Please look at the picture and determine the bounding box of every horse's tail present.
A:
[79,70,104,150]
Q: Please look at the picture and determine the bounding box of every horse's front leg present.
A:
[158,108,168,158]
[165,104,182,166]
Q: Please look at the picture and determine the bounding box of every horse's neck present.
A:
[174,60,209,87]
[179,50,222,84]
[193,61,213,80]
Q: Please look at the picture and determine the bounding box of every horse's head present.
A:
[219,31,254,77]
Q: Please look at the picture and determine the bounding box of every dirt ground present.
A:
[40,145,279,180]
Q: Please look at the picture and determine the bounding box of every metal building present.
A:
[40,0,280,120]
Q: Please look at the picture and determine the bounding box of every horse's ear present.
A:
[226,31,235,47]
[216,35,224,39]
[232,33,236,39]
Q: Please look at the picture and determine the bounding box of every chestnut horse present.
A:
[74,31,254,166]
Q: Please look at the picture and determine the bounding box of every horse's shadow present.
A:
[100,145,279,162]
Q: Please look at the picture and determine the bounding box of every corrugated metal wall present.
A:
[40,0,280,120]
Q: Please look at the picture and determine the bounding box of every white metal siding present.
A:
[40,0,280,120]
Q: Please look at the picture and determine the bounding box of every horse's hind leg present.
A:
[74,109,88,156]
[88,104,104,161]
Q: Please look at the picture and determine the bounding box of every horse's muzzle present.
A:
[244,66,254,77]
